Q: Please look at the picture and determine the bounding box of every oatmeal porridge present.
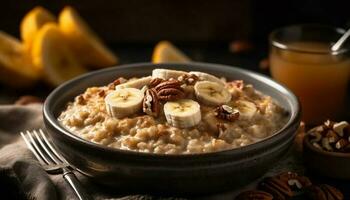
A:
[58,68,288,154]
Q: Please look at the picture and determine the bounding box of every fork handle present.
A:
[63,168,93,200]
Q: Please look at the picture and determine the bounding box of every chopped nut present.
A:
[333,121,349,137]
[313,142,323,150]
[177,73,199,85]
[321,137,333,151]
[335,138,349,150]
[98,90,106,97]
[309,130,322,143]
[323,120,335,130]
[214,105,240,122]
[325,130,340,143]
[108,77,126,89]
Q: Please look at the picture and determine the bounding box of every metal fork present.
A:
[21,129,92,200]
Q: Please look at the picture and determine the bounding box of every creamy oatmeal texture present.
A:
[58,69,288,154]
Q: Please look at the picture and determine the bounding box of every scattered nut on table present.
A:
[15,95,43,105]
[306,184,344,200]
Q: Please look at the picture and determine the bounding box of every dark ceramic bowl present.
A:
[303,135,350,179]
[43,62,301,195]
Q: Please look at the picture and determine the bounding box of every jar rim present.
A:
[269,24,349,55]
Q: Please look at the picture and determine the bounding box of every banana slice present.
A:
[194,81,231,106]
[105,88,144,118]
[59,6,118,68]
[152,68,188,80]
[115,76,152,89]
[189,71,225,86]
[20,6,56,50]
[164,99,201,128]
[31,23,87,86]
[235,100,257,119]
[0,31,40,88]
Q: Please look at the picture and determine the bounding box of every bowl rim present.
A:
[43,62,301,158]
[303,134,350,158]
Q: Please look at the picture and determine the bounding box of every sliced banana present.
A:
[59,6,118,68]
[31,23,87,86]
[235,100,257,119]
[189,71,225,86]
[0,31,40,88]
[105,88,144,119]
[164,99,201,128]
[152,68,188,80]
[194,81,231,106]
[115,76,152,89]
[20,6,56,50]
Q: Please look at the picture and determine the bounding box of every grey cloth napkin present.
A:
[0,104,304,200]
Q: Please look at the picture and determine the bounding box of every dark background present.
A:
[2,0,350,43]
[1,0,350,103]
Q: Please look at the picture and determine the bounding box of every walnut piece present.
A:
[214,105,240,122]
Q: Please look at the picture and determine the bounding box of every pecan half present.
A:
[276,171,312,189]
[154,80,185,101]
[214,105,240,122]
[259,172,312,199]
[178,73,199,85]
[306,184,344,200]
[259,177,293,200]
[235,190,273,200]
[149,78,164,88]
[142,88,160,117]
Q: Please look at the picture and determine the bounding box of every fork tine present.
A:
[21,132,47,166]
[33,130,62,165]
[39,129,67,163]
[26,130,54,165]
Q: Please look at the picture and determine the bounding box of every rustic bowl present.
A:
[43,62,301,195]
[303,134,350,179]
